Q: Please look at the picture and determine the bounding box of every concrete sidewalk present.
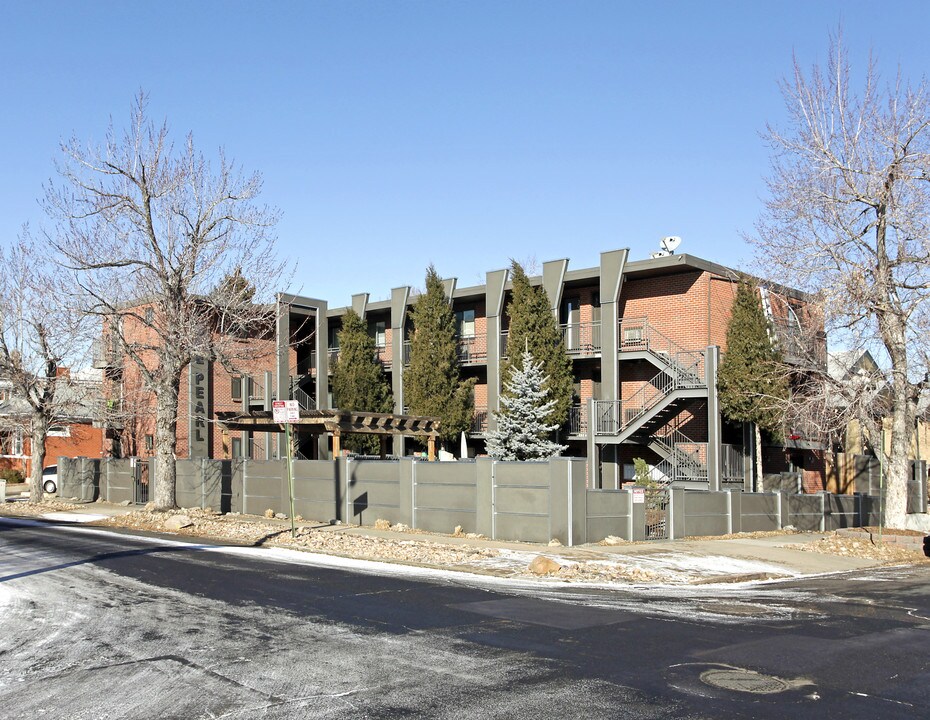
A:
[4,498,917,583]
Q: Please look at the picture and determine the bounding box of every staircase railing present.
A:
[619,317,706,385]
[291,384,315,411]
[619,350,706,432]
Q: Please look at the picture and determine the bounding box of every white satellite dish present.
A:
[660,236,682,253]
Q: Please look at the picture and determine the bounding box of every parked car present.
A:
[42,465,58,494]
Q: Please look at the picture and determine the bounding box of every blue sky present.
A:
[2,1,929,306]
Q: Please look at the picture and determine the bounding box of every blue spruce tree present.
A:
[486,349,567,461]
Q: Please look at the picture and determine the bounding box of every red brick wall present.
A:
[619,271,710,351]
[1,422,105,477]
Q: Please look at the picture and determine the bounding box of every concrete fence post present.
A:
[399,457,415,528]
[668,486,676,540]
[475,458,493,538]
[631,491,646,542]
[820,492,827,532]
[670,487,685,540]
[343,456,353,525]
[775,491,784,529]
[726,490,733,535]
[729,489,742,534]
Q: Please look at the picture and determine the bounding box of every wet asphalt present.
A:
[1,517,928,719]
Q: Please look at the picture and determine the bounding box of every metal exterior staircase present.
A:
[589,318,712,487]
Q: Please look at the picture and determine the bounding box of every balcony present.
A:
[456,336,486,365]
[560,322,601,357]
[500,330,509,359]
[567,404,587,435]
[471,408,489,434]
[91,338,120,369]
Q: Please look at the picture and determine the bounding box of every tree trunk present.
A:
[884,395,914,529]
[152,377,181,509]
[29,413,48,503]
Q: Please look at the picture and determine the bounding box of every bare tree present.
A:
[754,34,930,526]
[0,236,94,501]
[44,93,286,509]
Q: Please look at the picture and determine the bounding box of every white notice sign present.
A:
[632,487,646,504]
[273,400,300,423]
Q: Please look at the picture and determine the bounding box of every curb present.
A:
[835,527,929,549]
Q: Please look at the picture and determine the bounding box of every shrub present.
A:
[0,468,26,484]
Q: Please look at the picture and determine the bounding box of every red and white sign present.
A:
[272,400,300,423]
[631,487,646,504]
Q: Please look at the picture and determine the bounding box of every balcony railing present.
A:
[592,400,620,435]
[500,330,509,359]
[471,408,489,434]
[91,338,120,369]
[456,336,487,365]
[560,322,601,356]
[567,404,587,435]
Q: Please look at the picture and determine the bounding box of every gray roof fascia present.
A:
[310,250,812,317]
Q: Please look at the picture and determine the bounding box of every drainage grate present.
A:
[700,668,791,694]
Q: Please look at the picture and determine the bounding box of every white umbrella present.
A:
[460,431,468,459]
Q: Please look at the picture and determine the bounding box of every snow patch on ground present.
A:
[40,512,110,523]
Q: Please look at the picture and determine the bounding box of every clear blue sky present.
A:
[2,1,929,306]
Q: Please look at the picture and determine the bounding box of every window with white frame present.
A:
[455,308,476,338]
[48,426,71,437]
[369,320,387,347]
[0,429,24,456]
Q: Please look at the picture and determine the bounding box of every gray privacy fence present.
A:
[59,455,920,546]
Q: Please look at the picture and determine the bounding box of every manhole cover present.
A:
[700,668,791,694]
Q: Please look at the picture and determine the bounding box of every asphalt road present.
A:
[1,517,928,719]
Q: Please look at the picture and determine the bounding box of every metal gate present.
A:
[645,488,670,540]
[134,460,150,505]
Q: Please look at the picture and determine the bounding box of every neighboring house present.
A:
[0,369,107,478]
[824,349,930,494]
[100,246,822,492]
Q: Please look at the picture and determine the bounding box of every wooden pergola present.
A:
[216,409,443,460]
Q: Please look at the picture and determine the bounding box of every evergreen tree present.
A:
[487,349,566,460]
[331,309,393,453]
[404,265,476,444]
[718,280,789,488]
[501,261,574,427]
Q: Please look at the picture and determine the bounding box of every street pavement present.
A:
[1,516,928,719]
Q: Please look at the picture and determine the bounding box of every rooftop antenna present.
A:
[651,236,682,259]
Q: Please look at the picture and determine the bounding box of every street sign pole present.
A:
[286,420,296,538]
[273,400,300,539]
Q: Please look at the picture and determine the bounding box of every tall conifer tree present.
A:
[487,349,566,460]
[404,265,476,445]
[331,309,393,453]
[718,280,789,488]
[501,261,574,427]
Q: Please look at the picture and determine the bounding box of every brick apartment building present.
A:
[100,248,824,492]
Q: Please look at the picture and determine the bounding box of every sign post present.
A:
[273,400,301,538]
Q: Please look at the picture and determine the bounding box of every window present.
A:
[144,435,154,452]
[0,429,24,456]
[48,426,71,438]
[231,436,242,459]
[231,376,243,402]
[455,309,476,338]
[369,320,387,347]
